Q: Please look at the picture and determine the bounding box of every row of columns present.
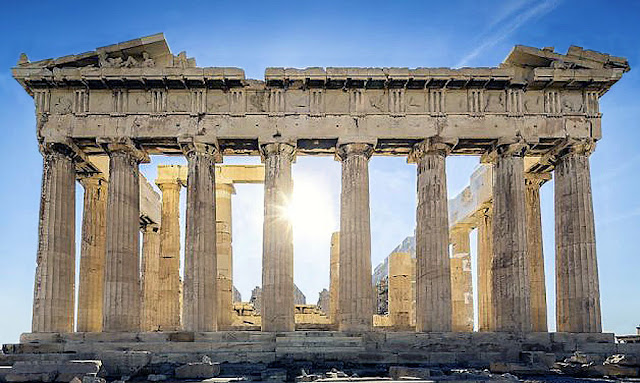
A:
[32,136,602,333]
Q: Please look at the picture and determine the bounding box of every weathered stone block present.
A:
[388,366,431,380]
[100,351,151,377]
[174,361,220,379]
[603,364,640,377]
[5,372,57,382]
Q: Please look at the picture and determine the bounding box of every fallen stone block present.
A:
[603,363,640,378]
[56,360,102,382]
[388,366,431,380]
[100,351,151,377]
[174,356,220,379]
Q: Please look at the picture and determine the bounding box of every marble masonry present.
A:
[3,33,636,380]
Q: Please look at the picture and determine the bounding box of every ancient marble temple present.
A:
[12,33,629,337]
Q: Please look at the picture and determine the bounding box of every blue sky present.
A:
[0,0,638,343]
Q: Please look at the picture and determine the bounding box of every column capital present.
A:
[336,142,373,161]
[525,172,552,188]
[259,142,296,161]
[481,136,529,163]
[97,137,150,163]
[544,137,596,166]
[78,174,107,189]
[450,224,473,237]
[408,137,455,163]
[156,165,186,189]
[141,223,159,234]
[179,136,222,162]
[39,138,86,162]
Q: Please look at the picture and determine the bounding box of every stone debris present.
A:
[2,360,101,383]
[174,355,220,379]
[603,353,640,377]
[388,366,431,380]
[147,374,168,381]
[552,351,606,377]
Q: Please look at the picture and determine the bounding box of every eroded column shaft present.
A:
[329,232,340,323]
[413,141,452,332]
[103,149,142,332]
[477,206,494,331]
[183,145,218,331]
[388,252,413,328]
[337,143,373,332]
[77,176,107,332]
[141,224,161,331]
[555,147,601,333]
[216,183,234,329]
[261,143,295,332]
[525,175,548,332]
[32,146,76,333]
[451,227,473,332]
[491,146,531,332]
[157,182,181,330]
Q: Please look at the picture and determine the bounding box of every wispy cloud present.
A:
[456,0,561,68]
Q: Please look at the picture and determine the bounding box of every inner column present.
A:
[450,226,473,332]
[216,182,235,330]
[337,143,374,332]
[261,143,295,332]
[412,138,452,332]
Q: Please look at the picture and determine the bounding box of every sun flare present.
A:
[284,176,337,238]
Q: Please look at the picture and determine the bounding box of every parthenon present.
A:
[4,33,636,378]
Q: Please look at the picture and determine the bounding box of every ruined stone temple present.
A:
[3,33,638,380]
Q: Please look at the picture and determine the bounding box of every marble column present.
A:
[77,175,108,333]
[329,232,340,324]
[32,143,77,333]
[450,226,474,332]
[388,252,413,328]
[490,142,531,332]
[525,173,549,332]
[141,223,161,331]
[183,143,219,332]
[477,205,494,332]
[103,141,145,332]
[216,182,234,329]
[156,178,182,330]
[261,143,295,332]
[412,139,452,332]
[337,143,374,332]
[554,140,601,333]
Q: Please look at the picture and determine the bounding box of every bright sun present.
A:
[285,176,337,238]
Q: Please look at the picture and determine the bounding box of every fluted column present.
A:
[103,140,147,332]
[554,139,601,333]
[388,252,413,328]
[477,204,494,331]
[216,182,235,330]
[32,143,77,333]
[525,173,549,332]
[77,175,108,332]
[489,141,531,332]
[337,143,374,332]
[329,232,340,324]
[261,143,295,332]
[411,138,452,332]
[183,142,219,332]
[141,223,161,331]
[156,178,182,330]
[450,226,473,332]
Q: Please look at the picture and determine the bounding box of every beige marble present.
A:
[489,141,531,332]
[141,223,161,331]
[329,232,340,324]
[182,142,219,332]
[156,168,182,331]
[450,226,473,332]
[32,144,77,333]
[554,139,601,333]
[337,143,374,332]
[261,143,295,332]
[77,175,107,333]
[476,205,494,332]
[411,139,452,332]
[388,252,414,328]
[216,183,234,330]
[525,173,550,332]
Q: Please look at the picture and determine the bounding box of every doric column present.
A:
[102,139,147,332]
[450,226,473,332]
[32,143,77,333]
[553,139,601,333]
[156,173,182,331]
[525,173,550,332]
[477,204,494,331]
[337,143,374,332]
[261,143,296,332]
[329,232,340,324]
[411,138,452,332]
[488,141,531,332]
[77,175,108,333]
[182,142,220,332]
[216,182,235,330]
[388,252,413,328]
[141,223,161,331]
